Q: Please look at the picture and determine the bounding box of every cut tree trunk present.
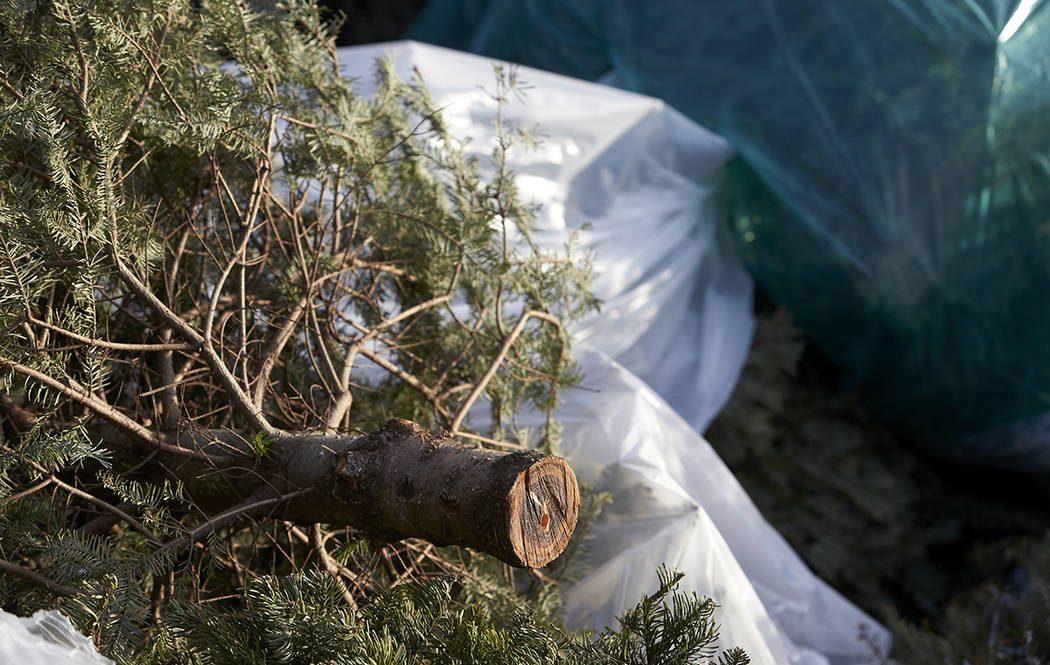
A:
[332,419,579,568]
[115,419,579,569]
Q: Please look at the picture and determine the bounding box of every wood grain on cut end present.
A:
[507,455,579,568]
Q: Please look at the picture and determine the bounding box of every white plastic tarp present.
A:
[338,41,891,665]
[0,610,114,665]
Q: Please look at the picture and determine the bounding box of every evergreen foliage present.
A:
[138,565,751,665]
[0,0,747,662]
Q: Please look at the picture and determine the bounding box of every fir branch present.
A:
[0,356,193,459]
[0,441,160,544]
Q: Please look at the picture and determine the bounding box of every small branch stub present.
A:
[334,419,579,568]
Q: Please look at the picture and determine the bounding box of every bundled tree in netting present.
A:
[0,1,749,662]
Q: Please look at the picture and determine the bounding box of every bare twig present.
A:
[0,559,79,597]
[274,114,361,146]
[288,525,372,597]
[451,430,524,450]
[29,317,193,351]
[450,310,563,433]
[158,487,314,560]
[0,69,24,100]
[108,237,278,438]
[356,346,439,403]
[0,356,199,459]
[0,478,53,506]
[325,293,451,431]
[252,294,311,409]
[309,523,358,610]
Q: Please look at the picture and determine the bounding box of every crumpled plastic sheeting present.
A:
[524,346,890,665]
[337,42,889,665]
[0,610,113,665]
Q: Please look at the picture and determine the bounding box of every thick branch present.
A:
[329,419,578,568]
[136,419,578,569]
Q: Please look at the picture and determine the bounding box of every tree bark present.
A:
[331,419,579,568]
[117,419,579,569]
